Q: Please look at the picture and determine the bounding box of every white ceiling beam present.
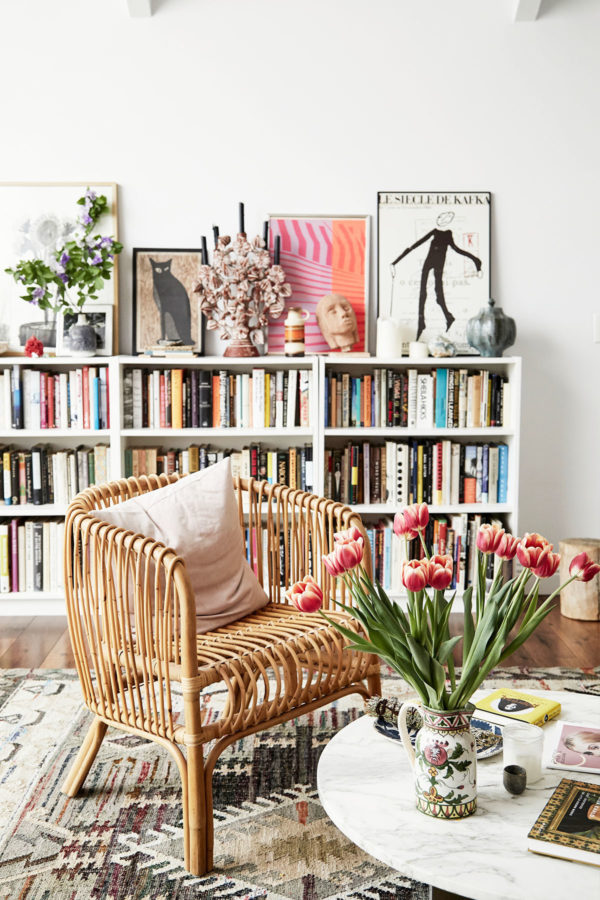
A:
[514,0,543,21]
[127,0,152,16]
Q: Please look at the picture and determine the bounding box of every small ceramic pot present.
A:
[466,299,516,357]
[284,307,309,357]
[398,701,477,819]
[224,337,259,358]
[68,314,97,357]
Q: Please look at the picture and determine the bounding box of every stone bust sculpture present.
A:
[316,293,358,352]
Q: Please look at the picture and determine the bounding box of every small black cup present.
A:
[503,764,527,795]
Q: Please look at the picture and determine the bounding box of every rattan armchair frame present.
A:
[62,474,380,875]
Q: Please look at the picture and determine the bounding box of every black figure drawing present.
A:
[150,257,194,344]
[390,211,482,339]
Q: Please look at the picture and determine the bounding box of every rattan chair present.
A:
[62,473,381,876]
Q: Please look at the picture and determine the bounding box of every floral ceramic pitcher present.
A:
[398,702,477,819]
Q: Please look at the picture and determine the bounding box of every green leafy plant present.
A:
[5,189,123,314]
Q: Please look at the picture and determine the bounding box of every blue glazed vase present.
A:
[68,314,97,357]
[466,299,516,357]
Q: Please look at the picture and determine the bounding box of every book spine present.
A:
[172,369,183,429]
[497,444,509,503]
[0,523,9,592]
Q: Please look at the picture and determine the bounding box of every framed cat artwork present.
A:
[132,248,204,355]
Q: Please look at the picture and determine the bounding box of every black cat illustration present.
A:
[149,258,194,345]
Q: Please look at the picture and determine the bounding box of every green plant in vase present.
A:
[288,506,600,820]
[5,189,122,355]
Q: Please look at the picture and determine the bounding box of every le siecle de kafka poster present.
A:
[378,192,491,353]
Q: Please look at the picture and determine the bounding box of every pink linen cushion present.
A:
[94,457,269,632]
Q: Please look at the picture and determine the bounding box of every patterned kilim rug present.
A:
[0,666,598,900]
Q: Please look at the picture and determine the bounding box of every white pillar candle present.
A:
[408,341,429,360]
[502,724,544,784]
[376,317,404,358]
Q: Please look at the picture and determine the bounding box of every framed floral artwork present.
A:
[132,248,203,354]
[267,215,370,354]
[0,182,119,353]
[378,191,491,353]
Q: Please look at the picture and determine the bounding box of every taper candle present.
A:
[274,235,281,265]
[239,202,245,235]
[201,236,208,265]
[212,225,219,247]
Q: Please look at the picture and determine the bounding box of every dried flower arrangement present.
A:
[193,206,291,357]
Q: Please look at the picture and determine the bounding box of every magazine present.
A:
[528,778,600,866]
[545,721,600,774]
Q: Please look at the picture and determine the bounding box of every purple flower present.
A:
[85,189,97,202]
[80,212,93,226]
[99,236,113,249]
[60,251,70,266]
[59,273,68,284]
[32,286,45,299]
[91,254,102,265]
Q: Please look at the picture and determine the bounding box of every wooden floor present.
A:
[0,606,598,669]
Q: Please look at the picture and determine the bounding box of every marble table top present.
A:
[317,690,600,900]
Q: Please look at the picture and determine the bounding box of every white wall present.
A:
[0,0,598,551]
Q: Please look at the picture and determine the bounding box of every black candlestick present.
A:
[201,236,208,265]
[263,220,269,248]
[239,202,245,235]
[212,225,219,248]
[274,235,281,265]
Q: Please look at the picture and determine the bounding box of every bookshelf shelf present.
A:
[350,503,514,516]
[324,427,515,438]
[121,427,314,439]
[0,504,68,517]
[0,429,110,439]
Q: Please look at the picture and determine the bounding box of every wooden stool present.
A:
[559,538,600,621]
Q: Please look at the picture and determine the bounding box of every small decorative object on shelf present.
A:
[428,335,456,358]
[316,293,359,352]
[284,307,309,357]
[193,204,291,357]
[288,507,600,820]
[5,189,122,357]
[24,336,44,358]
[466,298,516,357]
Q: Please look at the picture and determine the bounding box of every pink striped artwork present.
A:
[267,215,369,353]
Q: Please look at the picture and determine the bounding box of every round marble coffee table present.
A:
[318,691,600,900]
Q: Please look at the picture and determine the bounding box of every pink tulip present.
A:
[427,554,453,590]
[334,526,363,545]
[569,551,600,583]
[496,532,520,560]
[476,523,505,555]
[393,503,430,540]
[532,551,561,579]
[323,534,364,577]
[516,533,552,570]
[288,575,324,613]
[402,559,429,592]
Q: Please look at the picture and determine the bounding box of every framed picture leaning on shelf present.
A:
[378,192,491,353]
[0,182,119,354]
[267,215,369,354]
[57,303,113,357]
[132,248,203,355]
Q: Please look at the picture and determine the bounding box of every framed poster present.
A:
[0,182,119,353]
[57,304,114,357]
[378,192,491,353]
[267,215,369,354]
[132,248,203,354]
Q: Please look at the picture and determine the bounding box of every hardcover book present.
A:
[527,778,600,867]
[475,689,561,725]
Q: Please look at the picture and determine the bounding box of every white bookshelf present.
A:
[318,356,522,603]
[0,353,521,614]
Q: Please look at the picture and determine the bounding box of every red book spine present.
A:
[40,372,48,428]
[439,521,448,555]
[159,374,166,428]
[10,518,18,592]
[82,367,90,429]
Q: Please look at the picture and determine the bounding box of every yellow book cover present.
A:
[172,369,183,429]
[475,689,561,725]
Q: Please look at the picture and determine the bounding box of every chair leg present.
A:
[184,743,211,876]
[61,716,108,797]
[367,670,382,697]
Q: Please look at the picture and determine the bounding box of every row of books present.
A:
[0,366,110,430]
[324,368,510,429]
[324,440,509,506]
[124,444,314,493]
[122,367,312,430]
[0,518,65,592]
[367,513,510,594]
[0,445,109,507]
